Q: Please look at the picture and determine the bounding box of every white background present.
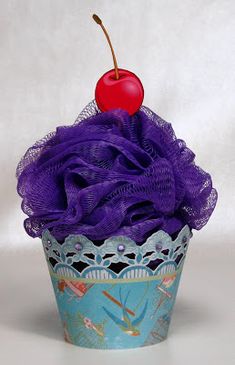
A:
[0,1,234,364]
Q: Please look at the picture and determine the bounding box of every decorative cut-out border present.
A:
[42,225,191,281]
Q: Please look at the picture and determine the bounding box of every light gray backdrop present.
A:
[0,0,234,249]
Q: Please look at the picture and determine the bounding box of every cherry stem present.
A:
[92,14,119,80]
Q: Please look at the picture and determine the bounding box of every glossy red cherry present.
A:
[95,69,144,115]
[93,14,144,116]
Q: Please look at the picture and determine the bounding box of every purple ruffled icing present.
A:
[16,104,217,244]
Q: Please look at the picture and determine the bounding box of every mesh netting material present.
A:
[16,101,217,244]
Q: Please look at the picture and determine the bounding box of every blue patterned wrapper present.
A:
[42,225,191,349]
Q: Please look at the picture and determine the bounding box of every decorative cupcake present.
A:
[16,15,217,349]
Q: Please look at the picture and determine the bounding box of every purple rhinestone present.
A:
[75,242,83,251]
[155,242,162,251]
[182,236,187,244]
[117,244,125,253]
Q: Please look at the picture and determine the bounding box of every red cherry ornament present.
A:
[93,14,144,115]
[95,69,144,115]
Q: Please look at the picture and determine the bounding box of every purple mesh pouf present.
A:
[16,101,217,244]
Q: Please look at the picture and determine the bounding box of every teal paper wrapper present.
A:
[42,225,191,349]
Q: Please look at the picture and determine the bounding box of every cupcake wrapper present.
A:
[42,225,191,349]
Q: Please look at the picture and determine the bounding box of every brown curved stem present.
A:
[92,14,119,80]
